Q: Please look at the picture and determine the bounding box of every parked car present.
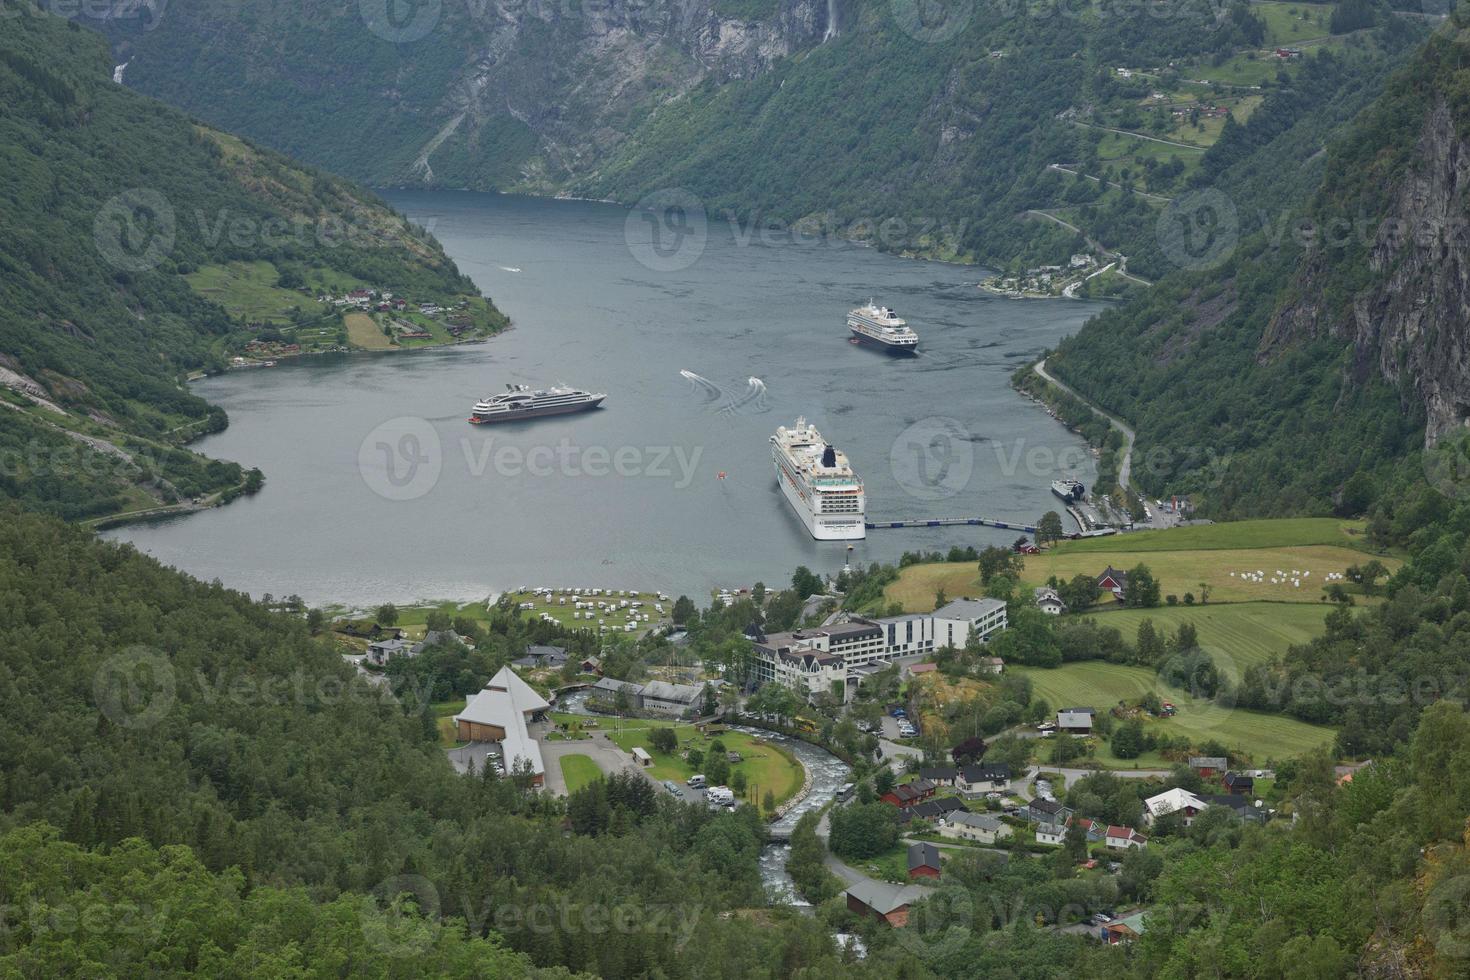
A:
[687,774,706,788]
[662,780,680,795]
[1091,913,1111,926]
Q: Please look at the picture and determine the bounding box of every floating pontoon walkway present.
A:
[865,517,1038,532]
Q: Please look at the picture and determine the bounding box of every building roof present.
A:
[904,797,969,822]
[907,663,938,675]
[920,766,958,782]
[1028,797,1067,815]
[369,637,414,653]
[1223,771,1254,787]
[1189,756,1228,769]
[933,597,1007,620]
[1058,707,1096,716]
[640,680,702,705]
[845,880,931,916]
[528,644,568,660]
[1145,788,1204,819]
[1097,565,1130,586]
[960,762,1011,782]
[948,811,1004,832]
[907,842,942,872]
[592,677,644,697]
[1035,821,1064,837]
[453,666,549,777]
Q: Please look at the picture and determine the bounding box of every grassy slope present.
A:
[1013,661,1335,764]
[1079,602,1330,681]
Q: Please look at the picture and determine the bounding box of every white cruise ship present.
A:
[469,384,606,424]
[847,301,918,355]
[771,418,866,540]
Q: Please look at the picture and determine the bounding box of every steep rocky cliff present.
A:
[1264,31,1470,447]
[104,0,834,191]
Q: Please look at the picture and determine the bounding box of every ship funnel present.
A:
[822,445,837,467]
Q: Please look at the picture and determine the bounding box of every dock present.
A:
[865,517,1038,532]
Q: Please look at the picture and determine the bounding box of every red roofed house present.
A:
[881,779,936,809]
[1106,826,1148,850]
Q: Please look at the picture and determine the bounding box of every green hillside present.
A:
[0,12,502,520]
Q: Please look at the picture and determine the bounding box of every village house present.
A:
[640,680,703,717]
[1068,817,1107,843]
[1102,911,1147,945]
[1034,587,1067,616]
[1035,822,1066,846]
[956,762,1014,797]
[919,766,959,787]
[899,797,968,825]
[1096,566,1129,601]
[1106,826,1148,850]
[1188,756,1228,778]
[513,644,569,669]
[907,842,942,880]
[940,811,1012,845]
[365,637,415,667]
[979,656,1005,675]
[845,881,930,928]
[1223,771,1254,795]
[1024,797,1074,825]
[881,779,936,809]
[1144,788,1205,826]
[1057,707,1095,735]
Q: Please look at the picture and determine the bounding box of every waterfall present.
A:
[822,0,838,41]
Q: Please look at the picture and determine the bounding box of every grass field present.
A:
[507,588,669,634]
[344,312,393,350]
[188,261,314,324]
[588,720,804,808]
[886,543,1394,611]
[1253,2,1334,45]
[1054,519,1373,554]
[559,754,603,793]
[1083,603,1328,680]
[1011,661,1335,764]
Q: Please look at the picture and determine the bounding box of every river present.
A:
[104,192,1103,605]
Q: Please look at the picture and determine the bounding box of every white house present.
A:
[956,763,1014,798]
[1035,822,1065,846]
[940,812,1013,845]
[1144,788,1206,827]
[365,637,415,666]
[1106,826,1148,849]
[1034,587,1067,616]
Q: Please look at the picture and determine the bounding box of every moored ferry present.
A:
[770,417,866,540]
[469,384,606,424]
[847,301,919,354]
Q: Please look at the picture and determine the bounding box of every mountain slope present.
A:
[1044,17,1470,517]
[0,12,502,519]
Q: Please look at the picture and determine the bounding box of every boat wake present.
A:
[720,377,768,415]
[498,266,522,273]
[680,369,725,403]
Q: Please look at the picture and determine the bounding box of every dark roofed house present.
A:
[957,762,1013,797]
[1024,797,1074,824]
[899,797,968,824]
[1188,756,1228,777]
[907,842,942,880]
[919,766,959,786]
[881,779,936,809]
[1223,771,1254,795]
[1057,707,1095,735]
[845,881,930,927]
[1097,566,1129,600]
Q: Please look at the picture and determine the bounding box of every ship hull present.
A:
[772,456,867,541]
[468,396,606,424]
[848,326,918,355]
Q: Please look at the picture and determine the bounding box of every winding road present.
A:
[1034,358,1137,493]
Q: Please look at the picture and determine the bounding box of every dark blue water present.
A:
[105,193,1102,606]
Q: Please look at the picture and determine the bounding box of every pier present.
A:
[865,517,1038,532]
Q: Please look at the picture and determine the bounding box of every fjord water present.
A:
[105,193,1102,606]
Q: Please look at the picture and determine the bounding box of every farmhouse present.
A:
[1024,798,1074,824]
[1144,788,1206,826]
[919,766,959,786]
[845,881,931,927]
[1057,707,1095,735]
[940,811,1012,845]
[907,842,942,880]
[1096,566,1129,600]
[1034,587,1067,616]
[451,666,549,786]
[900,797,968,824]
[1188,756,1228,777]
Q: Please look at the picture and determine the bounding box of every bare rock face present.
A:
[1264,97,1470,447]
[417,0,832,187]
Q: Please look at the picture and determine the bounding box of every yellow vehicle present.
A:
[794,715,819,734]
